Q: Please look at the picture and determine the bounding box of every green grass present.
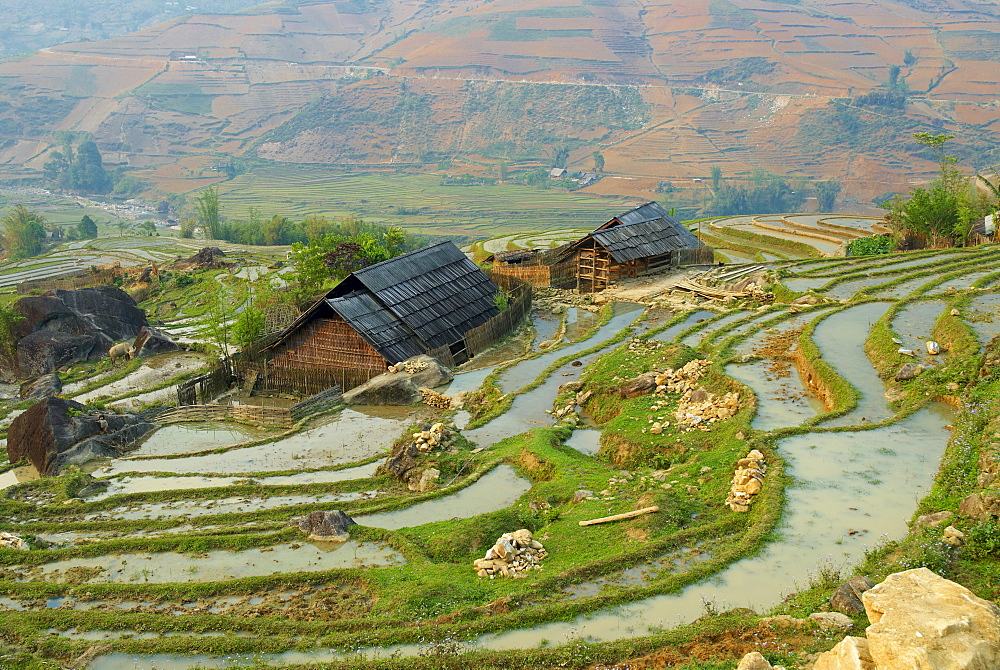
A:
[214,168,630,239]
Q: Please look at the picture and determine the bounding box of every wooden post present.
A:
[578,506,659,526]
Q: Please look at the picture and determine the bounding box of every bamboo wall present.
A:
[489,264,551,286]
[270,318,387,373]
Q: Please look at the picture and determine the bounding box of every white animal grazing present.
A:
[108,342,135,364]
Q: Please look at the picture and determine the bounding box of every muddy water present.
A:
[812,303,893,427]
[562,307,600,342]
[782,276,830,292]
[967,293,1000,344]
[564,428,602,455]
[726,361,823,430]
[103,407,418,475]
[68,352,208,403]
[17,541,405,584]
[930,271,998,293]
[123,423,274,458]
[871,275,932,299]
[731,309,834,358]
[499,304,642,394]
[0,464,40,492]
[86,490,377,521]
[441,366,495,397]
[476,403,955,648]
[681,311,748,348]
[891,301,948,366]
[93,462,381,499]
[651,310,715,343]
[531,309,562,348]
[470,305,644,447]
[356,465,529,530]
[102,405,956,667]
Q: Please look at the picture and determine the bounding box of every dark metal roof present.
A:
[327,291,426,363]
[335,241,499,354]
[589,201,703,263]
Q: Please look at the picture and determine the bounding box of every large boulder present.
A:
[343,356,451,406]
[813,636,874,670]
[6,396,157,475]
[19,372,62,399]
[863,567,1000,669]
[11,286,150,376]
[132,326,178,357]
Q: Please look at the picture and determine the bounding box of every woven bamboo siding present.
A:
[465,274,532,356]
[490,264,551,286]
[271,318,387,373]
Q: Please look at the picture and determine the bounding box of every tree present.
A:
[180,217,197,239]
[383,226,405,255]
[196,186,223,240]
[593,152,605,173]
[233,303,265,348]
[710,165,722,189]
[77,215,98,239]
[0,303,24,372]
[815,180,842,211]
[2,205,47,260]
[139,220,157,236]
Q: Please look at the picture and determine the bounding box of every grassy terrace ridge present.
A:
[1,245,1000,669]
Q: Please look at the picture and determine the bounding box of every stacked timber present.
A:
[726,449,766,512]
[473,529,547,578]
[421,389,452,409]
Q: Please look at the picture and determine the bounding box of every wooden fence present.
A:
[15,266,122,294]
[158,404,294,427]
[489,263,551,286]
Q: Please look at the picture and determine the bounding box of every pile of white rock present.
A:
[388,359,429,374]
[473,529,547,578]
[412,422,448,453]
[420,389,452,409]
[675,387,740,429]
[0,532,28,550]
[653,359,710,394]
[726,449,766,512]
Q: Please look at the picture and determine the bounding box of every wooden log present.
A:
[579,506,660,526]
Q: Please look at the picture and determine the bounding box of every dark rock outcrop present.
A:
[133,326,179,357]
[294,510,356,541]
[830,576,875,615]
[7,397,157,476]
[173,247,231,271]
[383,442,421,481]
[12,286,151,376]
[19,373,62,399]
[619,372,657,399]
[894,362,923,382]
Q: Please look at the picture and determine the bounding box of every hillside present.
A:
[0,0,997,207]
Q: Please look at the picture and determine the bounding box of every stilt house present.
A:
[266,241,502,389]
[548,202,708,292]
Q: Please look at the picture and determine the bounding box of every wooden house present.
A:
[548,202,709,292]
[265,241,502,389]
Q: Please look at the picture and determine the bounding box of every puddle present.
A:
[726,361,823,430]
[0,464,40,492]
[891,301,948,366]
[651,310,716,343]
[102,407,418,475]
[499,303,643,394]
[870,275,932,298]
[93,463,381,499]
[14,541,405,584]
[930,271,997,294]
[470,305,644,447]
[812,303,893,427]
[564,429,602,455]
[356,465,530,530]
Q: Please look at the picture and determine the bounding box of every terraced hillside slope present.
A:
[3,231,1000,669]
[0,0,997,204]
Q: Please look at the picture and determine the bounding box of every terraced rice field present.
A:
[0,238,994,668]
[215,168,631,238]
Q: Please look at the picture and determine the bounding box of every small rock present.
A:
[759,614,808,629]
[812,636,874,670]
[830,576,875,616]
[736,651,772,670]
[950,308,960,316]
[926,341,940,355]
[894,362,923,382]
[942,525,966,547]
[913,510,953,530]
[809,611,855,631]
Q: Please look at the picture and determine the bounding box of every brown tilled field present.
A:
[0,0,996,200]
